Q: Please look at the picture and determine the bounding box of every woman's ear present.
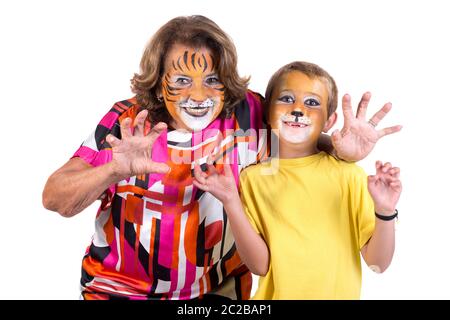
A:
[323,112,337,133]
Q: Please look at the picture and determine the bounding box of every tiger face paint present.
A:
[162,44,225,131]
[268,71,336,150]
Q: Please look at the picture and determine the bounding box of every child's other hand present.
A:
[192,160,239,203]
[367,161,402,215]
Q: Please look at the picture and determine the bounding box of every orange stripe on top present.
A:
[117,185,177,202]
[118,106,137,122]
[125,194,144,225]
[171,214,181,270]
[225,251,242,275]
[184,202,199,266]
[234,265,252,300]
[147,217,157,286]
[145,201,195,216]
[205,271,211,295]
[104,213,115,245]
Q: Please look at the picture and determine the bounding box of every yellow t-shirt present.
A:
[239,152,375,300]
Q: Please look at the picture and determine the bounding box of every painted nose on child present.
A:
[291,110,304,121]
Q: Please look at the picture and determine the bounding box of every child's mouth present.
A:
[283,121,309,128]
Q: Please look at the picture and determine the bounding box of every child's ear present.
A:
[322,112,337,133]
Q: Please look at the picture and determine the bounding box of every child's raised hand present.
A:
[367,161,402,215]
[332,93,402,162]
[192,159,239,203]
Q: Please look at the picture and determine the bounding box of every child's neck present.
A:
[278,140,319,159]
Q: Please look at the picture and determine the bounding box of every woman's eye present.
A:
[279,96,294,103]
[175,77,190,85]
[205,77,221,85]
[304,98,320,107]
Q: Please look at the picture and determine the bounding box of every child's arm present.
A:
[192,163,270,276]
[361,161,402,273]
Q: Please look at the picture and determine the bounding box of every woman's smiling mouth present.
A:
[181,106,210,117]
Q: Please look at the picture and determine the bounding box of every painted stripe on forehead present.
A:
[210,55,215,72]
[172,51,215,74]
[185,51,209,72]
[191,53,196,70]
[202,54,208,72]
[177,56,183,71]
[171,60,178,71]
[183,51,190,70]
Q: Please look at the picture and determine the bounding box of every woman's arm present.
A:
[43,110,169,217]
[42,158,121,217]
[192,163,270,276]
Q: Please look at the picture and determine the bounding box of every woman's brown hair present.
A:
[131,15,249,126]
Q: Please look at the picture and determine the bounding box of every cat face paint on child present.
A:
[268,71,335,146]
[161,44,225,131]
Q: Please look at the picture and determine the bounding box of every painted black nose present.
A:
[291,111,304,119]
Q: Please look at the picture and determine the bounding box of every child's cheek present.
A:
[269,107,285,129]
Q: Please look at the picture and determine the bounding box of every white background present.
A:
[0,0,448,299]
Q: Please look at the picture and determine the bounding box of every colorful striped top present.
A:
[72,91,266,300]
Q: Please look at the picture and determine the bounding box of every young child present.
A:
[192,61,402,299]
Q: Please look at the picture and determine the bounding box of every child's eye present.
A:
[304,98,320,107]
[205,76,221,86]
[278,95,295,103]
